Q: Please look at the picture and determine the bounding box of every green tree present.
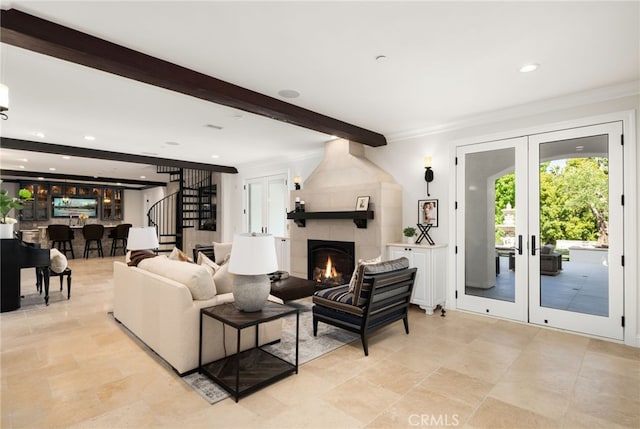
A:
[560,158,608,246]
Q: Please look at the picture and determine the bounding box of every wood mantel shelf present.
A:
[286,210,374,229]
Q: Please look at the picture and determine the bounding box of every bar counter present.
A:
[20,224,125,258]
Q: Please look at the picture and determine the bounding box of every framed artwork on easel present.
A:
[418,199,438,227]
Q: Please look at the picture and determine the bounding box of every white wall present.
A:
[216,85,639,346]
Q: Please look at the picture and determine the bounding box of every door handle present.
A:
[516,234,523,255]
[531,235,536,256]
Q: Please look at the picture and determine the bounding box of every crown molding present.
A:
[387,80,640,143]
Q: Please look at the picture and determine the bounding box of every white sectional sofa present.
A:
[113,258,282,375]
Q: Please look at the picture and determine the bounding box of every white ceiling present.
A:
[0,1,638,184]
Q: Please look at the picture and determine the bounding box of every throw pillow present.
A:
[138,255,216,300]
[213,262,235,295]
[213,241,232,265]
[168,247,193,263]
[128,250,157,266]
[49,248,68,273]
[348,255,382,292]
[197,252,220,277]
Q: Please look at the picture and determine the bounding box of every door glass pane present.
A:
[267,178,286,237]
[538,135,609,316]
[247,182,263,233]
[465,147,516,302]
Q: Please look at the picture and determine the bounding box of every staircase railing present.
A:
[147,167,212,251]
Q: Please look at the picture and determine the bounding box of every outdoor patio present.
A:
[466,255,609,317]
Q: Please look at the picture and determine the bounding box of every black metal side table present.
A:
[198,302,299,402]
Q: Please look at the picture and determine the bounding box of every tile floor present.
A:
[1,256,639,428]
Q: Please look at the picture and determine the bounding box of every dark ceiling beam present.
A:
[0,8,387,148]
[0,138,238,174]
[0,169,167,188]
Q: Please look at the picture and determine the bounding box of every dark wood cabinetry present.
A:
[20,183,49,221]
[20,182,124,221]
[102,187,123,221]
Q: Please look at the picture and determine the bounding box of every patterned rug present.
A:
[183,300,358,404]
[111,300,358,405]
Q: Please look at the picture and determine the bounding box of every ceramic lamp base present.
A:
[232,274,270,312]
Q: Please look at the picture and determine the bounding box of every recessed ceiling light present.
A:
[84,135,96,141]
[17,158,28,162]
[49,167,56,171]
[62,155,71,160]
[211,154,220,159]
[37,177,44,180]
[519,63,539,73]
[204,124,223,130]
[140,175,146,179]
[18,165,25,169]
[165,141,180,146]
[576,145,585,151]
[278,89,300,99]
[32,131,45,138]
[116,183,122,186]
[375,55,388,62]
[231,113,243,120]
[141,151,159,156]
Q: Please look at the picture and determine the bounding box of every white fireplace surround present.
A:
[289,139,402,280]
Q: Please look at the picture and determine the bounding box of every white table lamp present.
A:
[127,227,159,252]
[228,233,278,312]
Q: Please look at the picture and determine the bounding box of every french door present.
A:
[456,122,624,340]
[456,137,529,322]
[245,173,288,236]
[528,123,623,340]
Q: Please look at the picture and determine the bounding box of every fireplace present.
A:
[308,240,355,288]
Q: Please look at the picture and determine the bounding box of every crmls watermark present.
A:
[408,414,460,427]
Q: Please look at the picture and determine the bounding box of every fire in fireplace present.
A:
[308,240,355,288]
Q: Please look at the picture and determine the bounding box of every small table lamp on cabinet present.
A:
[228,233,278,312]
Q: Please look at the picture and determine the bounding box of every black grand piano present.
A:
[1,238,50,312]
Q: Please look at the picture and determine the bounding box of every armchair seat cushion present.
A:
[312,285,363,316]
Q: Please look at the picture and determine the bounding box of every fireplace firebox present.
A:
[308,240,355,288]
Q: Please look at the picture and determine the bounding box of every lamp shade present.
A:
[423,156,433,168]
[228,233,278,275]
[0,84,8,111]
[127,227,159,251]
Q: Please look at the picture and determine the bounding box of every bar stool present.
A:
[47,225,75,259]
[82,224,105,258]
[109,223,132,256]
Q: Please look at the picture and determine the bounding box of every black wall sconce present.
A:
[293,176,301,190]
[424,156,434,196]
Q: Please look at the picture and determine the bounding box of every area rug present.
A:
[111,300,358,405]
[183,300,358,404]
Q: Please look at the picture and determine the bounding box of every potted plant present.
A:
[403,226,417,244]
[0,183,32,239]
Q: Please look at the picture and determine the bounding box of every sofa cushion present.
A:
[213,262,234,295]
[138,255,216,300]
[197,251,220,275]
[49,248,68,273]
[169,247,194,262]
[213,241,232,264]
[540,244,555,254]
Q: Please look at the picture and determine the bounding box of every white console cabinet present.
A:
[387,243,447,315]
